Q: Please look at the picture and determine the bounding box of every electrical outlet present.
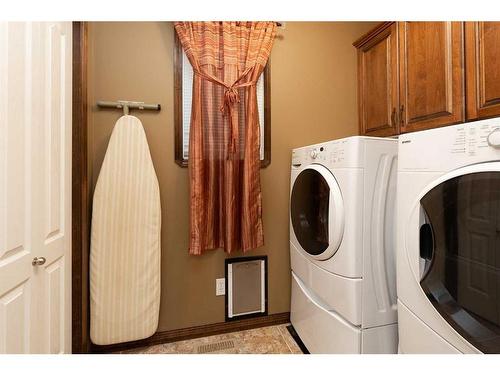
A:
[216,278,225,296]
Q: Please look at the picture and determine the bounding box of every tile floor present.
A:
[119,324,304,354]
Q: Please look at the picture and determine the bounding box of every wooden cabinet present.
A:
[354,22,466,136]
[355,23,399,137]
[399,22,464,133]
[465,22,500,120]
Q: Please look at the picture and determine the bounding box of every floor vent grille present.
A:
[197,340,235,353]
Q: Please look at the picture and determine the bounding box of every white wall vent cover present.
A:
[226,257,267,320]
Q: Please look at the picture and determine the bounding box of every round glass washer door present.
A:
[417,166,500,354]
[290,164,344,261]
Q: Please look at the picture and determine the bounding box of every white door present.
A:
[0,22,72,354]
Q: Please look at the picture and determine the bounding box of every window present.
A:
[174,34,271,167]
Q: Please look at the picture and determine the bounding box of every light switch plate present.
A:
[216,278,225,296]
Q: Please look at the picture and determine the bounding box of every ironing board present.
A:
[90,115,161,345]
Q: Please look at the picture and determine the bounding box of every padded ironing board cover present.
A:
[90,115,161,345]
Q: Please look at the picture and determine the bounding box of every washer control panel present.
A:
[399,117,500,171]
[450,120,500,157]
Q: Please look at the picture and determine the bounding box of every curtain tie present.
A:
[195,67,256,155]
[220,85,241,114]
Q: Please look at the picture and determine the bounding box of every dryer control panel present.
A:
[291,137,364,169]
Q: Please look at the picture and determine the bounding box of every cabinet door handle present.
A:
[391,107,396,126]
[400,104,405,126]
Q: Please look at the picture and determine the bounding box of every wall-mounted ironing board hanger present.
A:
[96,100,161,116]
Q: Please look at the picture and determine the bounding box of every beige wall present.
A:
[87,21,377,332]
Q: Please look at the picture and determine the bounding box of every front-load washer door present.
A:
[290,164,344,261]
[411,162,500,353]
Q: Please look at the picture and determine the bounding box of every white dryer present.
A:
[289,136,398,353]
[397,118,500,354]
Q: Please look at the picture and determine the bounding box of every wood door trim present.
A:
[399,21,465,133]
[72,21,91,354]
[90,312,290,353]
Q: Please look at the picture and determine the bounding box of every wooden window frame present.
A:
[174,33,271,168]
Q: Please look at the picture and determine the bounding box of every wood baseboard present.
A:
[90,312,290,353]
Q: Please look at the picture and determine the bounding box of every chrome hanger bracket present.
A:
[96,100,161,116]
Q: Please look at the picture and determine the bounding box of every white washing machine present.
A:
[397,118,500,354]
[289,136,398,353]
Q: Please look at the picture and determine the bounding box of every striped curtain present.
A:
[174,21,276,255]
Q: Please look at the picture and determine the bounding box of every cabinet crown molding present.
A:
[353,22,395,48]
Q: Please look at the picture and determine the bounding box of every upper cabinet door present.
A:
[465,22,500,120]
[355,22,399,137]
[399,22,464,133]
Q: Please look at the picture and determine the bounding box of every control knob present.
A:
[487,128,500,149]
